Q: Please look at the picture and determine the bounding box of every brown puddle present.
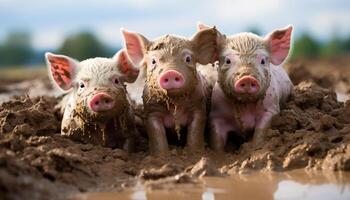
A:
[74,170,350,200]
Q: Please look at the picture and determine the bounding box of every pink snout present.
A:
[158,70,185,90]
[234,76,260,94]
[88,93,115,112]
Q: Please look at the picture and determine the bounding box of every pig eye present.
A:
[225,57,231,65]
[260,58,266,65]
[151,59,156,65]
[114,78,119,85]
[185,55,192,64]
[79,82,85,89]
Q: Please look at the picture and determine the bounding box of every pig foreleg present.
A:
[187,110,206,152]
[146,115,168,155]
[209,118,229,152]
[253,109,278,146]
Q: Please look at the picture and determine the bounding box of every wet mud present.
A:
[0,58,349,199]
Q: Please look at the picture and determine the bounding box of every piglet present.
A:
[45,50,139,151]
[121,27,218,155]
[210,26,293,151]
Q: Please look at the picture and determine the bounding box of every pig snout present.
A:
[158,70,185,90]
[234,76,260,94]
[88,93,115,112]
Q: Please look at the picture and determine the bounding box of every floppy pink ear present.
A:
[266,25,293,65]
[197,22,211,31]
[45,52,78,91]
[120,28,149,66]
[114,49,139,83]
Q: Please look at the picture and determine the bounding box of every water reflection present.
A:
[77,170,350,200]
[275,181,350,200]
[336,91,350,102]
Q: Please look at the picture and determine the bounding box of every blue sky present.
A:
[1,0,350,50]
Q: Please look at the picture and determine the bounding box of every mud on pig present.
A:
[45,49,139,151]
[209,24,294,151]
[121,27,219,155]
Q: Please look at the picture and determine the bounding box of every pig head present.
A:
[45,50,139,151]
[121,27,218,155]
[210,26,293,151]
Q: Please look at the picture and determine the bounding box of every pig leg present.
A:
[187,110,206,152]
[253,109,278,146]
[123,111,138,153]
[123,137,135,153]
[210,118,231,152]
[146,115,169,155]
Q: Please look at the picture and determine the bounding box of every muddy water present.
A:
[337,91,350,102]
[76,170,350,200]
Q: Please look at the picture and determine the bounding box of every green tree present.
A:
[291,33,320,59]
[0,32,34,66]
[342,35,350,52]
[321,35,343,58]
[246,26,261,35]
[58,32,108,60]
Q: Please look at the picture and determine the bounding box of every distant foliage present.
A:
[1,29,350,67]
[321,36,343,58]
[246,27,262,35]
[58,32,109,61]
[291,33,350,59]
[343,37,350,51]
[291,33,320,59]
[0,32,34,66]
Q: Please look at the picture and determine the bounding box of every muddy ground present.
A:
[0,57,349,200]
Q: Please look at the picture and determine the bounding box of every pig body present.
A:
[210,26,293,151]
[45,50,139,151]
[122,28,218,155]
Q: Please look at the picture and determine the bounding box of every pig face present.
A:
[45,50,138,121]
[121,28,218,99]
[217,26,293,102]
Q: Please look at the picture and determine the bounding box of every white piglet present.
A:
[209,25,294,151]
[45,49,139,151]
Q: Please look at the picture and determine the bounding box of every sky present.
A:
[0,0,350,50]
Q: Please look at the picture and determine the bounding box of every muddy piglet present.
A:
[45,50,139,151]
[210,26,293,151]
[121,28,218,155]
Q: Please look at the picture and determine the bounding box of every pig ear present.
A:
[121,28,150,66]
[265,25,293,65]
[45,52,78,91]
[197,22,211,31]
[114,49,139,83]
[191,27,220,65]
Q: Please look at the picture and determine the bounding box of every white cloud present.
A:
[95,14,200,48]
[32,29,66,50]
[307,11,350,39]
[212,0,282,22]
[2,0,350,49]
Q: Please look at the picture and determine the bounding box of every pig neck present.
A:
[74,104,130,132]
[213,84,264,132]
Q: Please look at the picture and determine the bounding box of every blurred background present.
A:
[1,0,350,66]
[0,0,349,101]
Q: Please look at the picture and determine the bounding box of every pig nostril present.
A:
[95,101,99,105]
[164,78,169,82]
[241,83,245,87]
[251,83,255,87]
[175,77,179,81]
